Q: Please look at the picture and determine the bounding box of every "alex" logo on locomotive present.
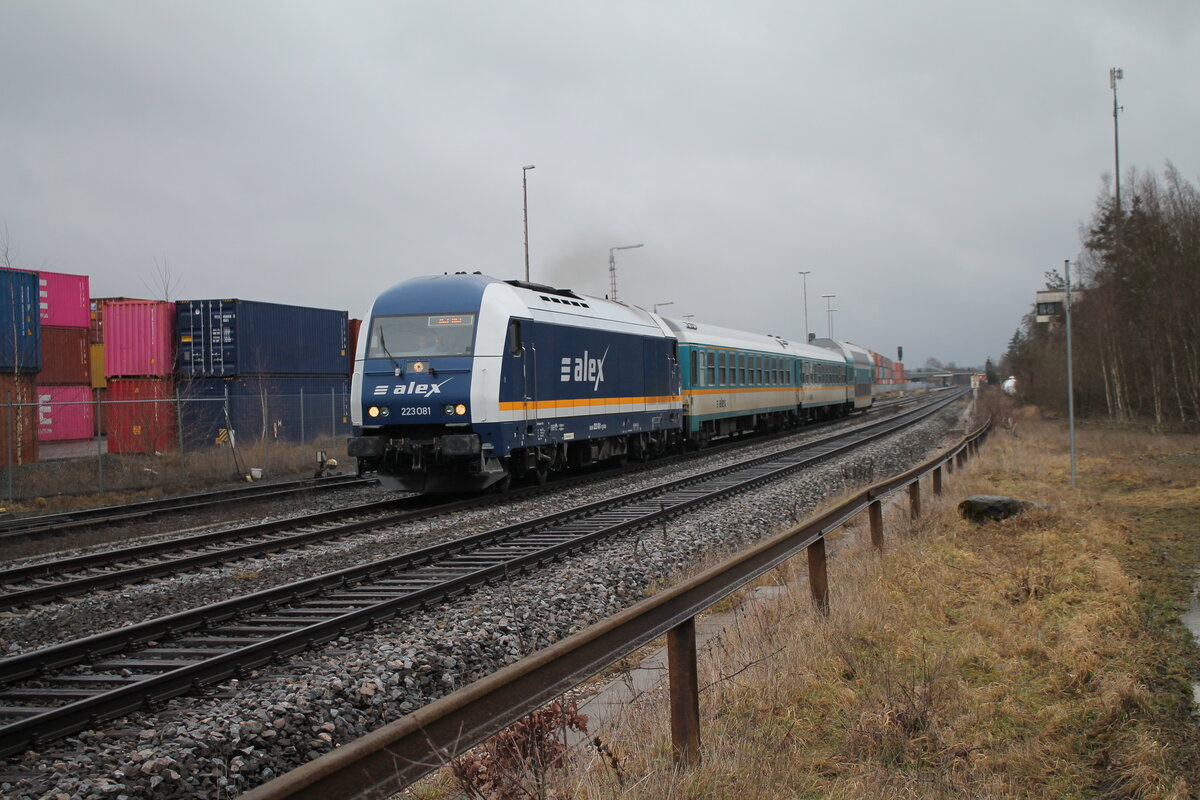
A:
[560,347,609,390]
[372,378,453,398]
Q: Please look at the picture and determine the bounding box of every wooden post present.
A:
[908,479,921,519]
[946,454,954,475]
[869,499,884,551]
[668,618,701,766]
[932,466,942,495]
[807,537,829,615]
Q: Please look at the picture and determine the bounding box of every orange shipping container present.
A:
[90,344,107,388]
[0,373,39,465]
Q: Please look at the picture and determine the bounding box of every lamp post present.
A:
[1110,68,1124,238]
[821,294,836,339]
[522,165,535,282]
[798,271,811,340]
[1064,259,1077,488]
[653,302,674,314]
[608,243,643,301]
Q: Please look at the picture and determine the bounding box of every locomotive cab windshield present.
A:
[366,313,477,359]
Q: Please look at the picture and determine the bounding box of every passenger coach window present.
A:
[691,350,700,386]
[707,350,717,386]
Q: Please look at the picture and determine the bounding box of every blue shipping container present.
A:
[0,269,43,374]
[178,375,349,447]
[176,299,349,377]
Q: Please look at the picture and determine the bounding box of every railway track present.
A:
[0,395,929,610]
[0,389,963,759]
[0,474,375,545]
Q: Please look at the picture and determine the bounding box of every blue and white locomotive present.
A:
[348,273,682,492]
[348,272,876,492]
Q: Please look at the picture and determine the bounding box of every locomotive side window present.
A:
[508,320,523,356]
[367,314,477,359]
[707,350,717,387]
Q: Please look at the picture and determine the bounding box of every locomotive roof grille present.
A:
[537,294,589,309]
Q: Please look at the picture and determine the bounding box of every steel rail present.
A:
[0,391,963,758]
[0,474,373,543]
[0,395,923,607]
[241,416,991,800]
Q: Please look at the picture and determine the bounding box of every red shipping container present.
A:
[37,385,94,442]
[104,301,175,378]
[105,377,176,454]
[0,373,39,465]
[40,326,91,385]
[347,318,362,377]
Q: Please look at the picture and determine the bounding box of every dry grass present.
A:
[0,436,345,515]
[557,413,1200,799]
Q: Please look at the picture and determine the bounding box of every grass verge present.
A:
[560,413,1200,799]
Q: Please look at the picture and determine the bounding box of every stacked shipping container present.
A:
[34,271,94,442]
[103,301,177,454]
[176,300,349,447]
[0,269,40,465]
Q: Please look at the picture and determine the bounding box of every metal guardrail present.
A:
[240,416,991,800]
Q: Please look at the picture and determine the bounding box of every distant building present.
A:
[1035,289,1085,323]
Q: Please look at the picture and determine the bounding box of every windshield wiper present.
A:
[378,330,402,376]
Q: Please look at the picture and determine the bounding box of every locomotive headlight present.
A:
[443,404,455,415]
[455,403,467,416]
[368,406,389,418]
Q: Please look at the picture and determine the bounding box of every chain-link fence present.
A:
[1,388,353,503]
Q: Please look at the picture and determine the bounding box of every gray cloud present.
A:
[3,0,1197,367]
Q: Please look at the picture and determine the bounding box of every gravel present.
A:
[0,403,967,799]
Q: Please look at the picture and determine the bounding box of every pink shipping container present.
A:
[35,270,90,328]
[89,296,144,344]
[104,301,175,378]
[37,384,95,442]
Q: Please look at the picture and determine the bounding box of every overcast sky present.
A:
[2,2,1196,369]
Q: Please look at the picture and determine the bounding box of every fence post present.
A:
[6,390,12,503]
[869,499,884,551]
[908,479,921,519]
[807,536,829,614]
[330,388,336,444]
[932,465,943,495]
[667,617,701,766]
[95,391,104,493]
[300,388,305,443]
[175,393,185,457]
